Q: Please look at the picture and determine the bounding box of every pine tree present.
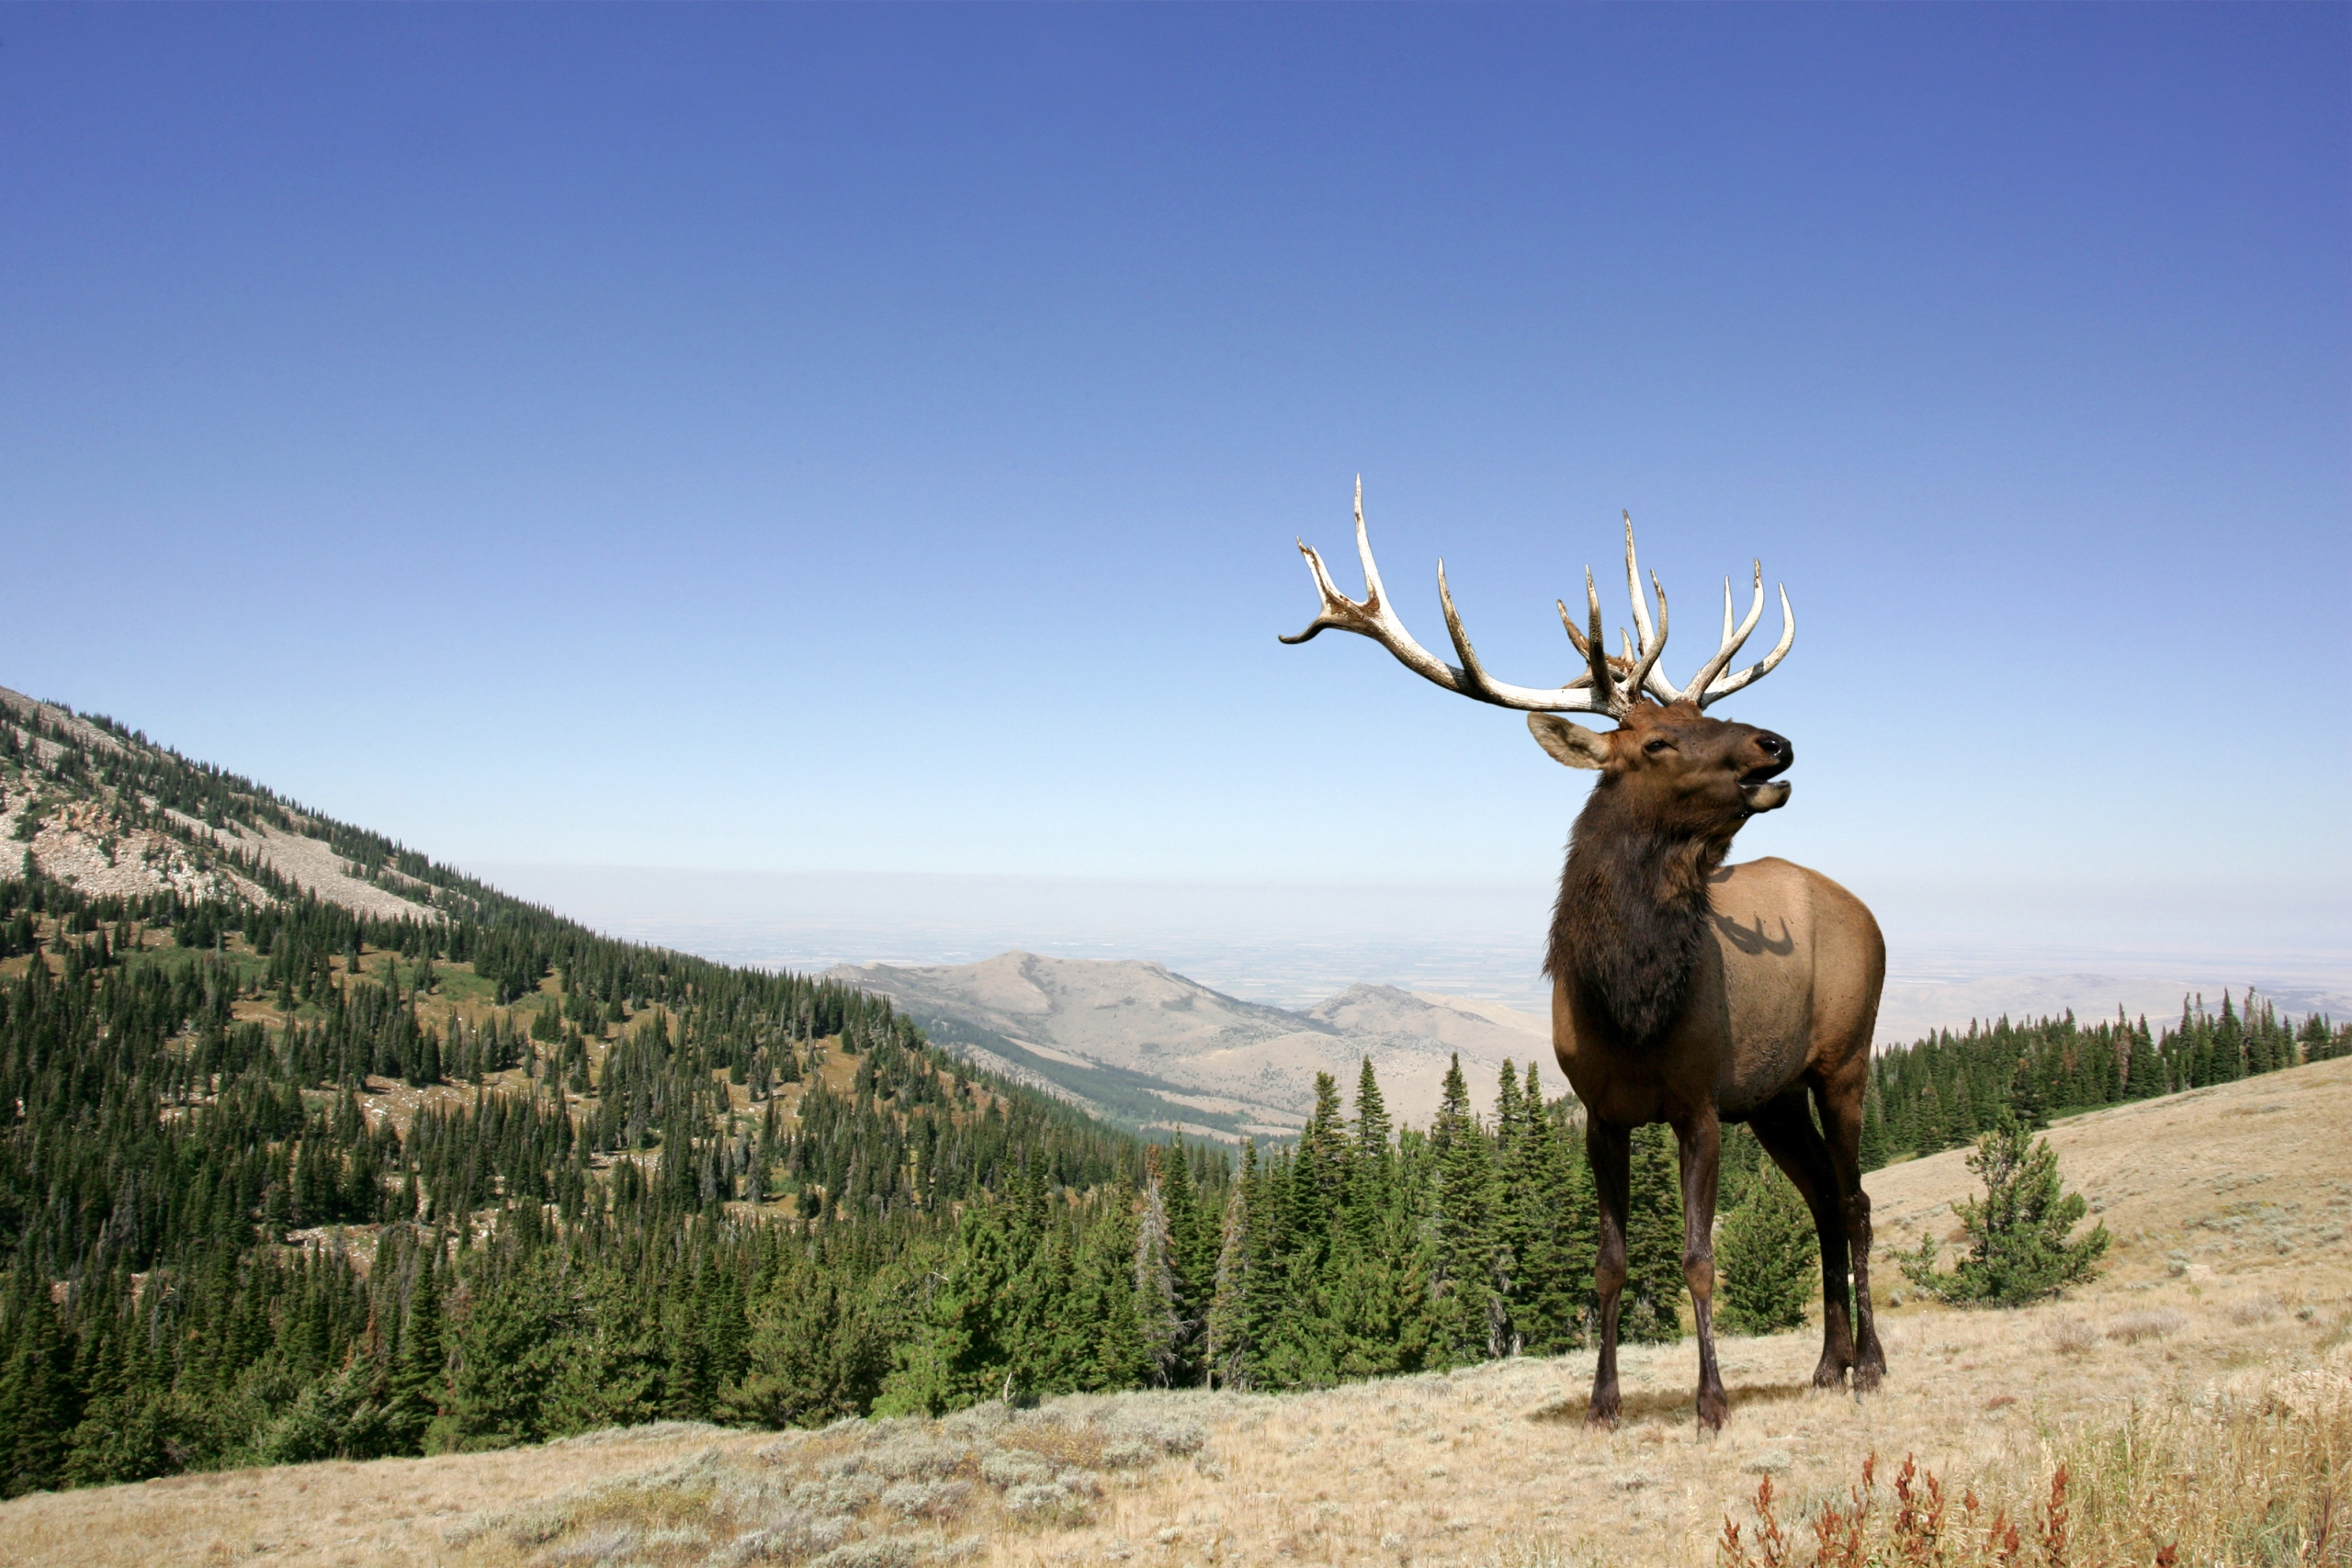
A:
[1133,1152,1182,1388]
[2213,990,2245,1081]
[1621,1123,1684,1344]
[1490,1061,1536,1355]
[1502,1063,1579,1353]
[726,1264,889,1427]
[388,1244,445,1450]
[0,1268,71,1496]
[1155,1141,1206,1379]
[1713,1171,1816,1335]
[1897,1122,2109,1305]
[1075,1201,1148,1393]
[1856,1091,1890,1172]
[1204,1148,1255,1390]
[1428,1055,1498,1362]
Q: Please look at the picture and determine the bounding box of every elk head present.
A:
[1280,478,1797,838]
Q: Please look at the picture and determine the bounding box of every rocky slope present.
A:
[0,686,440,922]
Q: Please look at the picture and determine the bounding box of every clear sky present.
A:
[5,6,2346,977]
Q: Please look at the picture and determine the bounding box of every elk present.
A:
[1281,481,1886,1429]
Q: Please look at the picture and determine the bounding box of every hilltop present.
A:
[6,1054,2343,1568]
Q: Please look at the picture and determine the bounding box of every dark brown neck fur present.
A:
[1544,777,1737,1049]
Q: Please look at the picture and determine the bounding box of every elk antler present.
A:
[1280,482,1794,718]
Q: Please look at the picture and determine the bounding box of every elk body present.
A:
[1282,483,1887,1428]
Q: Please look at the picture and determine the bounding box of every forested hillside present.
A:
[0,692,1170,1494]
[1862,990,2347,1164]
[0,687,2340,1504]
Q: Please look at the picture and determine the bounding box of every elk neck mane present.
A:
[1544,775,1733,1050]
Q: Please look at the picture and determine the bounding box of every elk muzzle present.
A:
[1736,730,1793,814]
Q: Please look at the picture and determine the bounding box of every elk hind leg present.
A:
[1585,1118,1632,1427]
[1812,1077,1886,1389]
[1747,1092,1856,1389]
[1674,1110,1728,1430]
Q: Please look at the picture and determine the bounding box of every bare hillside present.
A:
[9,1056,2344,1568]
[826,953,1555,1133]
[1,685,435,921]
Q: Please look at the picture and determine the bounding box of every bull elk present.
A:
[1281,481,1887,1429]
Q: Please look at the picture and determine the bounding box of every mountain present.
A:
[823,951,1555,1136]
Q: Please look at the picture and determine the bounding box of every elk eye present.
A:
[1644,739,1670,755]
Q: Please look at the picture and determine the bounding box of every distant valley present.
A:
[825,950,1554,1138]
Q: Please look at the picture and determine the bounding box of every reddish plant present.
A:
[2039,1461,2071,1568]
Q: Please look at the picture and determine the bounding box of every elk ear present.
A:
[1528,714,1611,771]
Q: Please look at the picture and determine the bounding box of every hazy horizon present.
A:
[476,862,2352,1044]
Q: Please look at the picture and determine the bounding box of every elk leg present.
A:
[1674,1109,1728,1430]
[1585,1117,1632,1427]
[1812,1077,1885,1390]
[1746,1092,1856,1388]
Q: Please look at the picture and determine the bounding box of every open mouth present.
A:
[1737,768,1792,812]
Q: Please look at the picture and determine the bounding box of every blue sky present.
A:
[4,6,2346,978]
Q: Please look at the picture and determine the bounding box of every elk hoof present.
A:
[1587,1394,1622,1429]
[1810,1359,1848,1391]
[1854,1359,1885,1393]
[1697,1390,1728,1431]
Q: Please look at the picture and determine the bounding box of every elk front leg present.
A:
[1586,1118,1632,1427]
[1675,1111,1728,1430]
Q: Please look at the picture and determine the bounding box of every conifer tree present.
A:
[1621,1123,1684,1343]
[1133,1151,1182,1387]
[0,1267,71,1496]
[388,1242,445,1450]
[1505,1063,1581,1353]
[1155,1141,1206,1378]
[1897,1122,2109,1305]
[728,1265,889,1427]
[1204,1148,1255,1389]
[1713,1171,1816,1335]
[2213,991,2244,1081]
[1490,1061,1534,1354]
[1428,1055,1498,1361]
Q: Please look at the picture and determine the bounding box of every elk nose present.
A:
[1754,731,1792,766]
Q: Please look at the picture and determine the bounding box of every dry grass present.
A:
[6,1058,2348,1568]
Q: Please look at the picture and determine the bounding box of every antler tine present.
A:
[1349,475,1389,615]
[1584,570,1620,714]
[1695,582,1794,705]
[1681,558,1768,702]
[1618,515,1690,705]
[1280,480,1616,716]
[1626,571,1670,703]
[1436,560,1505,702]
[1554,600,1599,690]
[1621,513,1657,655]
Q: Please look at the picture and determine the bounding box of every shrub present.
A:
[2044,1317,2098,1356]
[2226,1292,2283,1326]
[1714,1170,1818,1335]
[2105,1310,2185,1344]
[1896,1122,2109,1306]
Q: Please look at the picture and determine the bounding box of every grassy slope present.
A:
[5,1057,2345,1568]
